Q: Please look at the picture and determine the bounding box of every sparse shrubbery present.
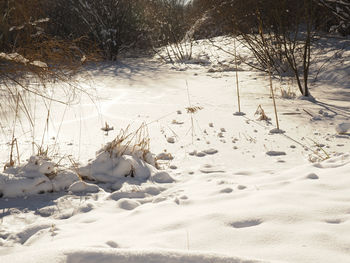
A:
[189,0,344,97]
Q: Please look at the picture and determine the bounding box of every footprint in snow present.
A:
[219,187,233,194]
[237,185,247,190]
[166,137,175,144]
[203,148,218,155]
[234,171,252,176]
[229,219,263,229]
[199,164,226,174]
[306,173,319,180]
[266,151,286,156]
[196,151,206,157]
[106,240,119,248]
[169,165,177,170]
[325,219,343,224]
[189,149,218,157]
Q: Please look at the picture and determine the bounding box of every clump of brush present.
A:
[101,123,155,167]
[255,105,271,122]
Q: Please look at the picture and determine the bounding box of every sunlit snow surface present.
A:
[0,36,350,263]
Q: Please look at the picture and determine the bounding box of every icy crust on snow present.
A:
[0,145,174,198]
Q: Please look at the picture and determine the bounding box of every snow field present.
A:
[0,36,349,262]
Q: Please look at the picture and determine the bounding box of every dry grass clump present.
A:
[255,105,270,122]
[101,123,155,165]
[280,84,297,99]
[0,0,98,170]
[186,106,203,114]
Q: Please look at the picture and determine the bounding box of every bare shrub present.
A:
[144,0,196,63]
[46,0,147,60]
[0,0,89,167]
[318,0,350,36]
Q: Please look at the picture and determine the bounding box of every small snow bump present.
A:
[117,199,140,210]
[68,181,100,193]
[144,186,161,196]
[336,123,350,134]
[152,172,175,183]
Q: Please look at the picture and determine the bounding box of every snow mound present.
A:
[335,123,350,134]
[68,181,100,193]
[78,142,158,183]
[78,146,174,187]
[0,156,80,198]
[0,142,171,198]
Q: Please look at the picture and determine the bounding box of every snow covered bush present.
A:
[0,123,174,198]
[78,124,159,184]
[0,155,81,198]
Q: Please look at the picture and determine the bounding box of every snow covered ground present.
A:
[0,36,349,263]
